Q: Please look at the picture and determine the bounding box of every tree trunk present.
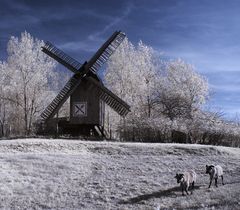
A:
[24,86,28,135]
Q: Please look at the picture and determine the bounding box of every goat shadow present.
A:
[119,185,202,204]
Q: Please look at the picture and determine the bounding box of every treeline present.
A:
[1,32,240,147]
[104,39,240,147]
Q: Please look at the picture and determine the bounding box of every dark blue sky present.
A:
[1,0,240,119]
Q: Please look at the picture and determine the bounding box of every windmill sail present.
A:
[86,31,126,74]
[100,92,130,117]
[41,75,81,121]
[87,77,130,117]
[42,41,82,74]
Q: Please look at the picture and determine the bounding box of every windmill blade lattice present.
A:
[42,41,82,74]
[87,77,130,117]
[100,92,129,117]
[87,31,126,74]
[41,75,81,120]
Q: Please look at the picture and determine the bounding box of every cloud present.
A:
[87,3,134,42]
[211,84,240,92]
[57,2,134,55]
[58,41,98,53]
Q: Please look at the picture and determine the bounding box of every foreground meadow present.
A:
[0,139,239,209]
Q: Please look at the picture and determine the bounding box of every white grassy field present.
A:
[0,139,239,210]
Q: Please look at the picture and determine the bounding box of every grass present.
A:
[0,139,239,209]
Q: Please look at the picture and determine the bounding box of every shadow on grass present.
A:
[227,180,240,185]
[119,185,201,204]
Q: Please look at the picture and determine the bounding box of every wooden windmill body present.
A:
[39,31,130,136]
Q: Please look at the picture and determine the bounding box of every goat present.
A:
[206,165,225,188]
[175,170,197,195]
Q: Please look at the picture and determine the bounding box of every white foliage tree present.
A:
[155,59,209,120]
[0,62,8,136]
[105,39,209,141]
[104,39,160,138]
[105,39,158,114]
[0,31,58,135]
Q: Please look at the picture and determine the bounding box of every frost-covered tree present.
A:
[105,39,209,141]
[0,32,58,135]
[155,59,209,120]
[0,62,8,136]
[105,39,158,116]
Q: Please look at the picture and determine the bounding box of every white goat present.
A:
[175,170,197,195]
[206,165,225,188]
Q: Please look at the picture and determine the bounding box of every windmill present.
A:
[38,31,130,137]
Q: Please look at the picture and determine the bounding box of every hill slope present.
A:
[0,139,239,209]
